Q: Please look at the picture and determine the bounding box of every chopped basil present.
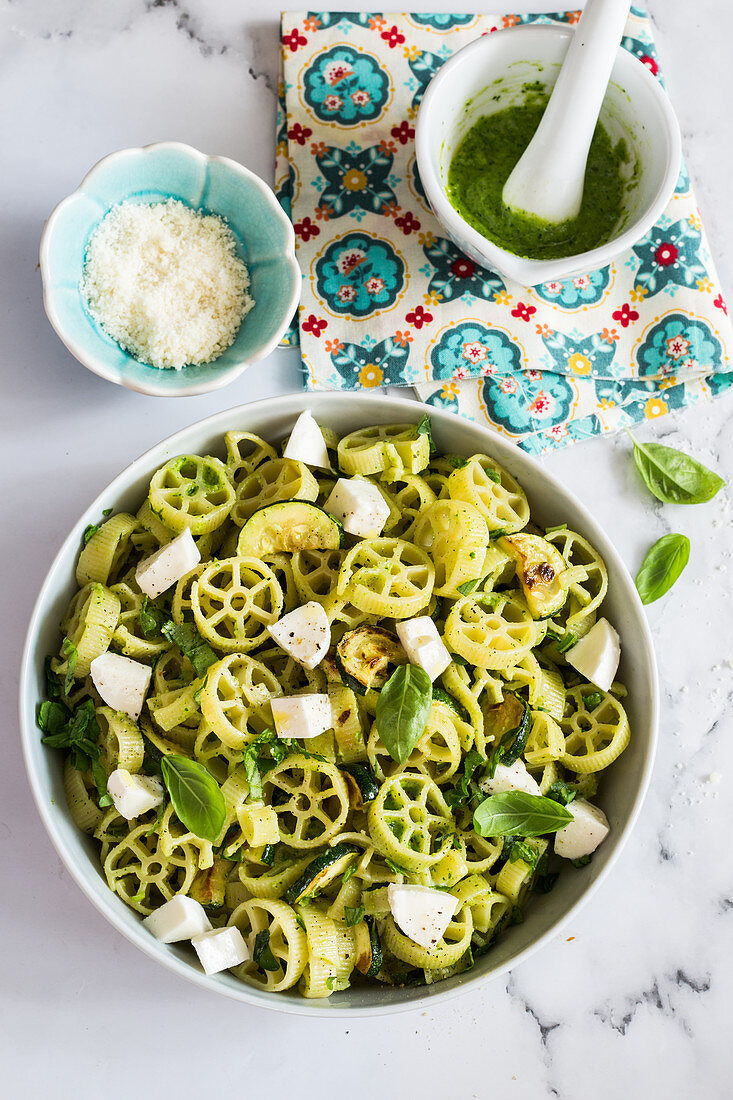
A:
[60,637,78,696]
[446,454,469,469]
[344,905,365,928]
[572,854,592,868]
[583,691,603,710]
[139,597,167,638]
[38,696,101,774]
[416,414,435,454]
[545,780,577,807]
[253,929,280,972]
[160,620,218,677]
[457,578,481,596]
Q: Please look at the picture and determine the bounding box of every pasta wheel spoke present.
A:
[148,455,234,536]
[447,454,529,534]
[338,537,434,618]
[444,592,539,671]
[229,898,308,992]
[192,556,283,652]
[545,529,608,629]
[560,686,630,772]
[413,499,489,597]
[224,431,278,485]
[368,773,453,871]
[201,653,281,748]
[263,755,350,849]
[231,458,318,526]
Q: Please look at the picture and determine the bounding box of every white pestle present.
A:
[502,0,631,225]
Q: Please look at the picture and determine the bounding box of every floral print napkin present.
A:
[276,9,733,455]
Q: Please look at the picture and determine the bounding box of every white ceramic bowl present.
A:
[416,24,682,286]
[40,142,301,397]
[19,393,658,1016]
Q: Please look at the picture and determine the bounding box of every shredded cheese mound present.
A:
[82,199,254,370]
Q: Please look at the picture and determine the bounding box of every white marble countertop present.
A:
[2,1,732,1096]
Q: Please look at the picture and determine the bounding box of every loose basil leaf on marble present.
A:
[473,792,573,837]
[635,533,690,605]
[376,664,433,765]
[253,930,280,972]
[160,620,218,678]
[160,754,226,842]
[630,434,725,505]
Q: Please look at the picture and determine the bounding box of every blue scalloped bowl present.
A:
[40,142,301,396]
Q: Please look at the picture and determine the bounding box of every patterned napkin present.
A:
[275,9,733,455]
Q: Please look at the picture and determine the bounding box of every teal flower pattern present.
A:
[632,218,706,296]
[635,314,724,378]
[303,47,390,125]
[408,50,443,110]
[315,144,397,218]
[423,238,506,302]
[305,13,380,30]
[535,269,611,308]
[540,329,619,378]
[594,376,688,421]
[429,321,523,380]
[481,371,577,436]
[409,14,476,29]
[315,233,405,317]
[329,334,411,388]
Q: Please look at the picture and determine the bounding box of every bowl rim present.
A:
[39,140,301,398]
[18,391,659,1016]
[415,23,682,286]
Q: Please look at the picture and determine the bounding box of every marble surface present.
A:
[1,1,732,1096]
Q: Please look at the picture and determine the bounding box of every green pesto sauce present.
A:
[447,102,628,260]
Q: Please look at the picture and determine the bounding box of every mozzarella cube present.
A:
[480,759,541,797]
[554,798,610,860]
[388,884,459,950]
[191,925,250,975]
[90,652,152,720]
[268,601,330,670]
[135,528,200,599]
[270,694,333,740]
[396,616,451,681]
[565,618,620,692]
[324,477,391,539]
[142,896,212,943]
[283,410,330,469]
[107,768,164,820]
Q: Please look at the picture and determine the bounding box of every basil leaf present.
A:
[508,839,539,869]
[583,691,603,710]
[376,664,433,765]
[457,578,481,595]
[473,792,573,837]
[635,533,690,604]
[160,754,226,842]
[630,434,725,505]
[253,929,280,972]
[416,413,435,454]
[572,854,592,868]
[91,760,113,808]
[160,620,218,677]
[556,632,578,653]
[83,523,99,545]
[446,454,468,469]
[545,780,577,807]
[38,700,71,737]
[344,905,365,928]
[61,637,78,696]
[139,597,166,639]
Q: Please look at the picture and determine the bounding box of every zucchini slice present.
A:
[498,533,569,618]
[354,916,383,977]
[341,762,380,809]
[189,856,233,910]
[432,686,470,723]
[237,500,343,557]
[335,625,407,695]
[484,691,530,766]
[284,843,359,904]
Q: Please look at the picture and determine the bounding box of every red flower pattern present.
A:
[714,293,728,314]
[391,120,415,146]
[283,28,307,52]
[510,301,536,322]
[640,54,659,76]
[395,210,421,235]
[450,257,476,278]
[654,242,678,267]
[612,303,639,328]
[288,122,312,146]
[294,217,320,242]
[405,305,433,329]
[302,314,327,337]
[381,24,406,48]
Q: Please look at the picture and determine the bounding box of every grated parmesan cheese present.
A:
[82,199,254,370]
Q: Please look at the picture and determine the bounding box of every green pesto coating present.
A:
[446,103,628,260]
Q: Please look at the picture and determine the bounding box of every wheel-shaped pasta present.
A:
[191,556,283,652]
[224,430,278,485]
[383,902,473,970]
[200,653,280,749]
[98,812,201,915]
[447,454,529,533]
[262,755,350,849]
[367,772,454,871]
[262,553,299,613]
[378,471,437,540]
[457,830,503,875]
[560,686,630,773]
[96,706,145,773]
[147,680,202,733]
[523,710,565,768]
[230,458,318,526]
[337,537,434,618]
[76,513,137,586]
[148,454,234,535]
[413,499,489,597]
[170,562,209,624]
[452,875,510,935]
[291,549,344,604]
[422,456,456,499]
[444,592,539,670]
[366,702,464,784]
[337,423,430,476]
[237,852,313,900]
[545,528,608,629]
[57,582,120,679]
[152,648,196,695]
[110,578,170,660]
[229,898,308,992]
[157,803,214,869]
[255,645,326,695]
